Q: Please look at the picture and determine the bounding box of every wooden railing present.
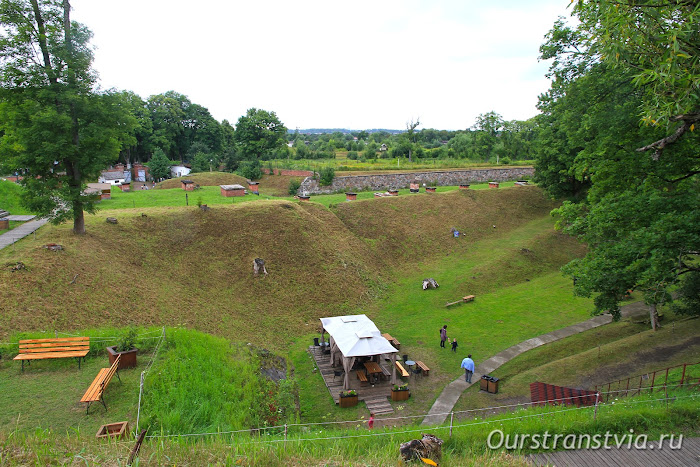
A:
[594,361,700,402]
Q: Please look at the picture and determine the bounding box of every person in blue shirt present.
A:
[461,354,475,383]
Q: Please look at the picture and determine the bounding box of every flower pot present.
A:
[391,389,410,401]
[96,421,128,440]
[107,346,138,369]
[339,394,358,408]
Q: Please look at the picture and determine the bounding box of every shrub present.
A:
[238,160,263,180]
[347,151,358,160]
[288,179,301,195]
[500,156,512,165]
[116,328,138,352]
[319,166,335,186]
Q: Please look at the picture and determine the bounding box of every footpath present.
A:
[422,302,648,426]
[0,218,48,250]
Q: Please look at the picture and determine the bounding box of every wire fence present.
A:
[136,327,166,436]
[140,386,699,443]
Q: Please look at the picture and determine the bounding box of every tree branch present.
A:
[636,113,700,160]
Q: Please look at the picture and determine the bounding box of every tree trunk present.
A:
[408,147,412,163]
[649,303,660,331]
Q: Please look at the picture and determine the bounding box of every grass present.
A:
[0,180,32,216]
[270,157,533,173]
[0,388,697,465]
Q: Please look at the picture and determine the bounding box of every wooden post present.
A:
[680,364,687,386]
[650,371,656,394]
[594,393,599,421]
[449,411,454,438]
[127,429,147,466]
[284,424,288,453]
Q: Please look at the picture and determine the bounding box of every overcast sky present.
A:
[71,0,573,131]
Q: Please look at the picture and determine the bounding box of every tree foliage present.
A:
[233,108,287,160]
[148,148,171,181]
[536,9,700,329]
[0,0,132,234]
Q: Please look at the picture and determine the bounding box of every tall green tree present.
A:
[233,108,287,160]
[148,148,171,181]
[537,12,700,330]
[0,0,132,234]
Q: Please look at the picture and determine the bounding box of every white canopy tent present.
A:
[320,314,399,390]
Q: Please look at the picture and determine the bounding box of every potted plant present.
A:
[391,383,410,401]
[339,389,358,408]
[107,328,138,369]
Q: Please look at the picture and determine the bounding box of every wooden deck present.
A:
[528,436,700,466]
[308,346,395,413]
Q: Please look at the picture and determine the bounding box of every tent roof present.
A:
[320,314,398,357]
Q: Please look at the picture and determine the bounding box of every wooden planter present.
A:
[339,394,358,408]
[391,389,410,401]
[107,346,138,369]
[96,421,128,440]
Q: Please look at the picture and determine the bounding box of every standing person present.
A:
[451,338,458,352]
[440,325,448,348]
[368,412,375,429]
[461,354,475,383]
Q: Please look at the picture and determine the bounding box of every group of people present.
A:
[440,324,475,383]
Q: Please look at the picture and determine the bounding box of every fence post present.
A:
[594,393,599,421]
[284,424,288,453]
[680,364,687,387]
[650,371,656,394]
[449,411,454,438]
[136,371,145,435]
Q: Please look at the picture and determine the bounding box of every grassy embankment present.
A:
[269,156,534,173]
[0,180,34,233]
[1,387,697,466]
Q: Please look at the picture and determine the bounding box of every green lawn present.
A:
[291,216,595,423]
[99,181,514,211]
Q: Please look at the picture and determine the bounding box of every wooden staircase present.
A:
[364,396,394,415]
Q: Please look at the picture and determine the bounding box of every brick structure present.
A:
[298,195,310,202]
[388,189,399,196]
[459,184,470,189]
[426,187,436,193]
[247,181,259,193]
[220,184,245,197]
[181,180,196,191]
[345,192,357,201]
[488,181,500,188]
[120,182,130,192]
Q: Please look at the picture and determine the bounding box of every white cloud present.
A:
[72,0,573,130]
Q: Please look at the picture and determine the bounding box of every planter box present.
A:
[339,395,358,408]
[391,389,410,401]
[96,421,128,440]
[107,346,138,369]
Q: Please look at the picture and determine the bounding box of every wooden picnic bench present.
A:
[13,337,90,371]
[395,361,409,378]
[81,354,121,414]
[382,333,401,349]
[379,364,392,380]
[356,370,368,385]
[416,360,430,376]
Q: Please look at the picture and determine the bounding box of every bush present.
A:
[288,179,301,195]
[238,160,263,180]
[500,156,512,165]
[319,166,335,186]
[347,151,358,160]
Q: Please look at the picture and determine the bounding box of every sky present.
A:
[71,0,574,131]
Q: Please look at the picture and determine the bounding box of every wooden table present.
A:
[364,361,383,383]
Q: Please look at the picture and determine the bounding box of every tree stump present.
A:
[399,433,443,463]
[106,217,118,224]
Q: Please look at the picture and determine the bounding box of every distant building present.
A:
[170,165,192,178]
[379,144,388,152]
[98,164,130,185]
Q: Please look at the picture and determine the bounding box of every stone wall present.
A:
[299,167,534,195]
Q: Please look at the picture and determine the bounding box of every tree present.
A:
[537,15,700,330]
[0,0,132,234]
[233,108,287,160]
[472,112,504,162]
[403,118,420,162]
[148,148,171,181]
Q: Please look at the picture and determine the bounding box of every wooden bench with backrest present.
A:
[395,360,409,378]
[416,360,430,376]
[356,370,368,385]
[81,354,121,414]
[14,337,90,371]
[382,333,401,349]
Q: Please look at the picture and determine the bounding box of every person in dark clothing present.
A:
[451,338,458,352]
[440,325,448,348]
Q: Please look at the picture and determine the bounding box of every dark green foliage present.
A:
[288,179,301,195]
[346,151,358,160]
[116,328,137,352]
[234,108,287,160]
[238,160,263,181]
[318,166,335,186]
[672,272,700,317]
[148,148,172,181]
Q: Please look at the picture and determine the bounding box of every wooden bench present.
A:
[379,364,392,380]
[463,295,475,302]
[356,370,368,385]
[81,354,121,414]
[382,333,401,349]
[416,360,430,376]
[13,337,90,371]
[395,361,409,378]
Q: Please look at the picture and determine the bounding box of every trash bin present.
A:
[488,377,499,394]
[480,374,490,391]
[313,337,320,346]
